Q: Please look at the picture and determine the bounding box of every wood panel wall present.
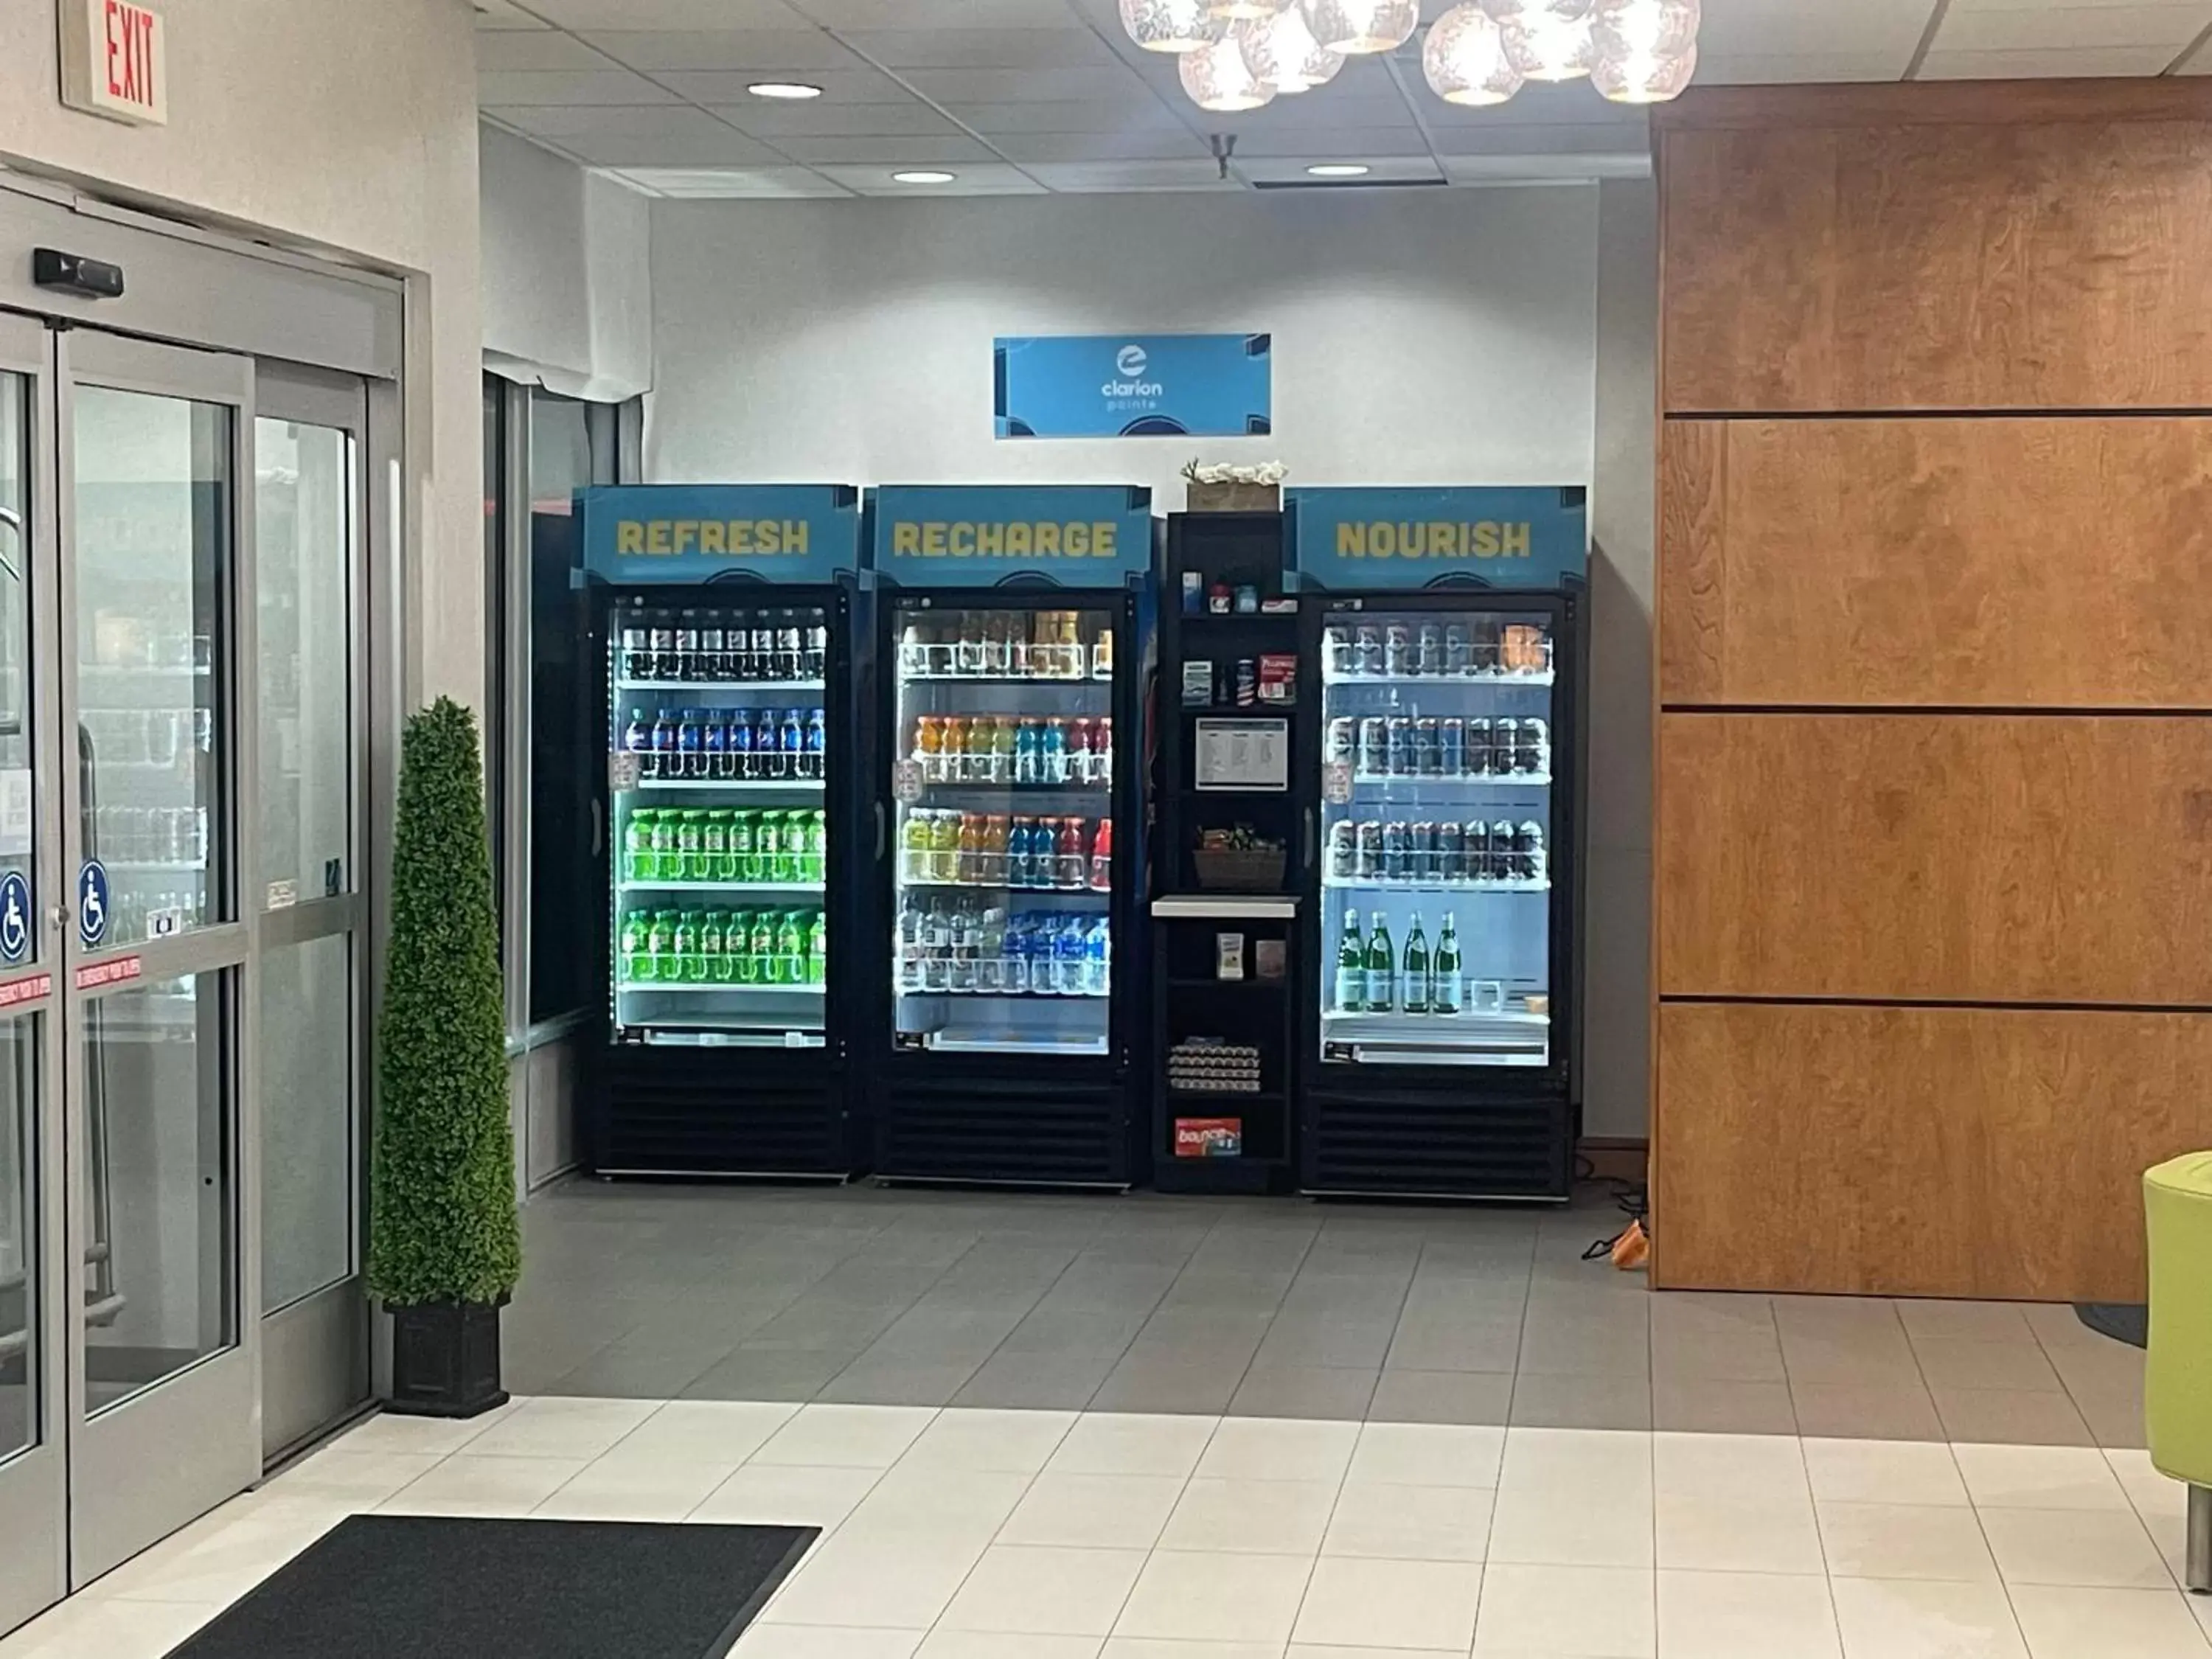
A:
[1651,81,2212,1301]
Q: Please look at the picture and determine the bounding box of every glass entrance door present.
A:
[59,330,257,1584]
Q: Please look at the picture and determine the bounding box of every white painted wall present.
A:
[646,187,1600,498]
[0,0,485,707]
[480,123,653,403]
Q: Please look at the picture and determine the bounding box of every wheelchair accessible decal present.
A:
[0,872,28,964]
[78,860,108,949]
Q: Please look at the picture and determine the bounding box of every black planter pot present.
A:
[387,1299,509,1419]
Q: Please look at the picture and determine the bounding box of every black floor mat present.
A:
[167,1515,816,1659]
[2076,1303,2149,1349]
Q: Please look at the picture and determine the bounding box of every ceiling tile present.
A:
[529,0,810,26]
[476,32,609,72]
[1441,153,1646,182]
[476,69,680,106]
[771,134,1004,164]
[1226,125,1433,157]
[900,66,1161,104]
[789,0,1072,25]
[493,104,748,139]
[841,27,1122,69]
[1696,51,1917,82]
[1237,155,1447,184]
[714,102,965,137]
[1026,159,1239,192]
[1429,119,1649,157]
[947,100,1191,134]
[1221,94,1419,131]
[1932,4,2209,50]
[563,131,790,165]
[1417,80,1647,127]
[1693,0,1938,59]
[473,0,549,27]
[651,66,919,103]
[1916,43,2177,74]
[991,131,1210,161]
[615,165,851,198]
[813,161,1048,194]
[581,30,866,72]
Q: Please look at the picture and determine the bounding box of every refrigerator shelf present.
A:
[901,672,1110,687]
[616,678,825,695]
[913,780,1111,795]
[1324,877,1550,894]
[900,881,1110,899]
[1352,772,1551,788]
[896,987,1108,1001]
[619,879,825,894]
[916,1032,1111,1057]
[619,981,824,995]
[623,778,826,793]
[1323,1008,1549,1032]
[639,1030,828,1048]
[1324,669,1554,689]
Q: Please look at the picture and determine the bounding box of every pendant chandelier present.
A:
[1125,0,1698,113]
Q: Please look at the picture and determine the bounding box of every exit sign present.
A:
[60,0,167,127]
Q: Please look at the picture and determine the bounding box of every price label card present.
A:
[1324,762,1353,804]
[892,759,925,804]
[608,751,642,791]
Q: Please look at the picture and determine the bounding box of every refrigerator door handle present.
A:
[875,799,887,862]
[1301,806,1316,874]
[591,796,604,858]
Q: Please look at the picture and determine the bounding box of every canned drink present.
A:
[1444,624,1471,675]
[1354,821,1382,880]
[1472,619,1501,675]
[1491,718,1518,777]
[1410,821,1437,882]
[1439,718,1465,777]
[1385,717,1414,778]
[1515,821,1547,882]
[1437,821,1465,883]
[1324,626,1355,678]
[1326,717,1357,769]
[1464,820,1491,882]
[1492,820,1518,883]
[1416,624,1443,676]
[1380,820,1408,883]
[1465,717,1491,776]
[1384,625,1413,676]
[1355,625,1383,675]
[1327,821,1357,880]
[1518,717,1549,776]
[1415,718,1441,776]
[1357,717,1390,778]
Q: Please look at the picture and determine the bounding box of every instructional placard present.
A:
[1194,718,1290,793]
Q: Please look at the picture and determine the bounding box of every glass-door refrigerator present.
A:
[867,486,1155,1187]
[576,485,864,1178]
[1290,487,1587,1200]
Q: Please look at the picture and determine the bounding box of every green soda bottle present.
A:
[775,813,801,885]
[731,810,759,883]
[775,911,804,985]
[731,910,760,984]
[645,909,676,981]
[709,909,737,982]
[619,910,650,983]
[678,812,707,882]
[702,811,730,887]
[674,910,702,982]
[756,812,782,887]
[649,813,678,881]
[807,911,827,984]
[757,910,785,984]
[698,911,725,982]
[805,810,828,884]
[623,812,654,883]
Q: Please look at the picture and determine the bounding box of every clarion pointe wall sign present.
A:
[59,0,168,128]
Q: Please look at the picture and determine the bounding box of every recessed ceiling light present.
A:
[748,82,823,100]
[1306,163,1371,178]
[891,170,957,184]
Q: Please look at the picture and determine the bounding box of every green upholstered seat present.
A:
[2145,1151,2212,1593]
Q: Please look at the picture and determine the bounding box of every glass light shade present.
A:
[1210,0,1290,17]
[1180,36,1279,109]
[1593,37,1696,101]
[1422,4,1524,106]
[1500,10,1594,80]
[1593,0,1698,60]
[1238,6,1344,91]
[1301,0,1420,55]
[1483,0,1591,21]
[1120,0,1225,52]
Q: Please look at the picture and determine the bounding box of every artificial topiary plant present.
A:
[370,696,520,1324]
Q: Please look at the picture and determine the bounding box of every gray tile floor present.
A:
[504,1182,2146,1445]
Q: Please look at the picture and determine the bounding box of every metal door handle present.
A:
[874,800,886,861]
[590,798,604,858]
[1301,807,1315,873]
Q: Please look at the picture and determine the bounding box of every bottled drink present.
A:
[650,709,678,779]
[1082,917,1110,997]
[677,810,707,881]
[779,709,804,779]
[752,709,778,779]
[976,907,1006,993]
[1042,717,1069,785]
[748,911,776,984]
[1091,717,1113,785]
[771,911,802,985]
[929,809,961,883]
[915,716,943,781]
[723,707,751,780]
[774,620,802,681]
[1056,816,1087,889]
[673,618,700,682]
[623,708,652,762]
[990,715,1017,784]
[728,810,754,882]
[1089,818,1113,891]
[1065,719,1092,785]
[698,626,727,682]
[621,627,650,682]
[1055,915,1087,995]
[1402,914,1430,1015]
[623,811,653,883]
[647,909,678,981]
[898,902,925,992]
[900,810,931,883]
[982,815,1010,886]
[804,709,827,779]
[698,911,726,982]
[673,911,703,982]
[1433,914,1463,1014]
[1093,625,1114,681]
[807,911,828,982]
[1365,911,1395,1013]
[749,623,775,682]
[649,811,679,882]
[781,811,809,885]
[804,622,827,681]
[756,812,782,886]
[1335,911,1364,1012]
[955,613,985,677]
[679,709,708,779]
[701,810,730,885]
[805,810,827,883]
[1006,817,1036,888]
[1014,718,1044,785]
[620,910,650,984]
[1003,914,1032,995]
[958,813,984,885]
[981,615,1012,676]
[647,623,676,681]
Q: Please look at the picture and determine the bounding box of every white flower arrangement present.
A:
[1180,460,1288,486]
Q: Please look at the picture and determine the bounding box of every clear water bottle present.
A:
[1082,918,1110,998]
[1055,915,1087,996]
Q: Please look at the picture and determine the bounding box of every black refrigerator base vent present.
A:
[877,1082,1127,1189]
[1304,1091,1569,1200]
[599,1054,843,1178]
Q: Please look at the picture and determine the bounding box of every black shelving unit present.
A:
[1151,512,1301,1193]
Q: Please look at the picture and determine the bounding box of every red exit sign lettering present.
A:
[60,0,168,128]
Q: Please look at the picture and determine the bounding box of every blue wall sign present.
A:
[577,485,862,586]
[77,861,108,950]
[1289,487,1588,591]
[869,486,1157,588]
[0,872,29,964]
[995,334,1272,439]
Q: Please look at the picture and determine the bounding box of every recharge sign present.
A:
[1290,486,1589,591]
[577,485,861,585]
[870,486,1157,587]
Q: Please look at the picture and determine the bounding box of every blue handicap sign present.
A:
[0,872,28,964]
[78,860,108,950]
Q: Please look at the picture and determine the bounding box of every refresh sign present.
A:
[995,333,1272,439]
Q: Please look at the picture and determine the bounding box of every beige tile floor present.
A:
[3,1397,2204,1659]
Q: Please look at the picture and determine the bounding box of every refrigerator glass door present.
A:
[1317,605,1554,1068]
[609,599,830,1046]
[891,599,1116,1057]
